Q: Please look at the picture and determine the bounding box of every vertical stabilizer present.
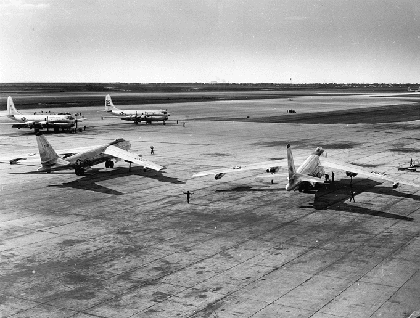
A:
[7,97,21,115]
[287,144,296,179]
[36,133,59,166]
[105,94,116,111]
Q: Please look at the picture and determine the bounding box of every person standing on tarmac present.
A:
[183,191,194,203]
[349,176,355,202]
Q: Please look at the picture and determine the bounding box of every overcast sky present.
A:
[1,0,420,83]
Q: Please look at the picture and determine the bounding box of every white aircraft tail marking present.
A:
[7,96,21,116]
[105,94,118,112]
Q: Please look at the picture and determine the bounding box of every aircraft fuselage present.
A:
[8,114,76,128]
[108,109,169,123]
[286,154,325,191]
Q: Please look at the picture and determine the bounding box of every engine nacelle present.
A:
[346,171,358,177]
[266,166,279,174]
[215,173,226,180]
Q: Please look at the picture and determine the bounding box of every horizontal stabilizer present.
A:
[294,173,324,184]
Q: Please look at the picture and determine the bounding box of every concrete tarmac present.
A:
[0,94,420,318]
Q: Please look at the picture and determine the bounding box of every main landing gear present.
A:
[75,166,85,176]
[105,160,114,168]
[298,182,311,192]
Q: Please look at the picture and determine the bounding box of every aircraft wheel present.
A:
[105,161,109,168]
[163,121,166,125]
[109,161,114,168]
[135,121,138,125]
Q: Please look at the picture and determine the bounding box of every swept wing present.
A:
[103,145,163,171]
[321,158,420,187]
[193,160,287,178]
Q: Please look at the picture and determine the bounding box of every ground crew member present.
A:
[183,191,194,203]
[331,171,334,183]
[349,176,355,202]
[349,189,356,202]
[150,146,154,155]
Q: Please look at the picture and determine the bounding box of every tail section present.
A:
[287,144,296,179]
[286,144,298,191]
[105,94,117,112]
[7,97,22,115]
[36,133,60,167]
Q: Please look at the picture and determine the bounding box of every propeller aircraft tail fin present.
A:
[105,94,118,112]
[7,97,21,116]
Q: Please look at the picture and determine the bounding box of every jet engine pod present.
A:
[266,166,280,174]
[346,171,358,177]
[215,173,226,180]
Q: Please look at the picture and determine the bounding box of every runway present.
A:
[0,92,419,317]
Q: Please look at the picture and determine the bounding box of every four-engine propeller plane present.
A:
[8,133,163,176]
[193,144,420,192]
[104,94,170,125]
[6,96,83,132]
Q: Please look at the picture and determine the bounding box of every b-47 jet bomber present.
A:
[194,144,420,192]
[5,133,163,176]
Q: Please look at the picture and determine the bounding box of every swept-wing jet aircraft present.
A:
[104,94,170,125]
[6,97,83,132]
[397,159,420,172]
[193,144,419,191]
[8,133,163,175]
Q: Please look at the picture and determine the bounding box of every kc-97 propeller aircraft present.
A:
[6,97,83,132]
[5,133,163,176]
[104,94,170,125]
[193,144,420,192]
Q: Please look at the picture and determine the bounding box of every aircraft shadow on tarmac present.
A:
[312,178,420,221]
[215,185,278,193]
[213,180,418,221]
[46,166,185,195]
